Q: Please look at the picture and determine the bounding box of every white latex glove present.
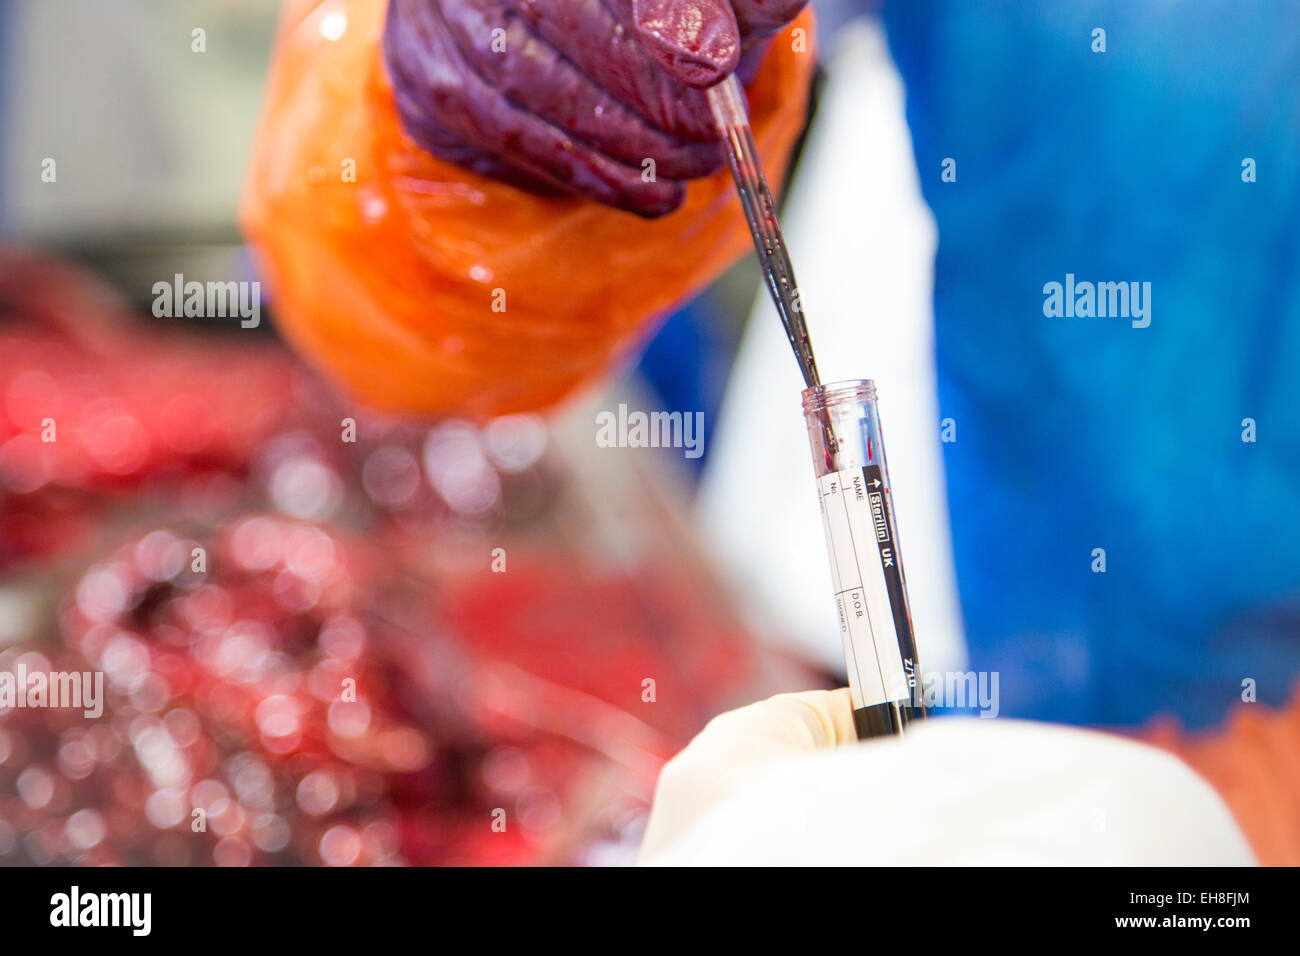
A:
[639,689,1256,866]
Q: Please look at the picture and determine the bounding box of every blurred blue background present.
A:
[643,0,1300,729]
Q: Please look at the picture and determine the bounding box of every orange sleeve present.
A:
[240,0,817,417]
[1139,681,1300,865]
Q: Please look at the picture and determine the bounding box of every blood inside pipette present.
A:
[721,124,816,385]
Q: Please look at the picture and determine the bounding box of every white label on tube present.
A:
[816,468,911,708]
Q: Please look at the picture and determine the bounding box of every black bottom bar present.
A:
[853,700,925,739]
[4,864,1276,940]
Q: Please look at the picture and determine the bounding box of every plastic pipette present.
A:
[707,75,926,738]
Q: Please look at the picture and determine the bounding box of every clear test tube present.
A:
[802,380,926,739]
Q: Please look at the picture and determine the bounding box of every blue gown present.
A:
[882,0,1300,727]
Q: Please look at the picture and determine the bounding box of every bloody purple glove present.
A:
[383,0,807,217]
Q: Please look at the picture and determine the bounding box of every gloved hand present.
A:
[382,0,807,216]
[640,688,1257,865]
